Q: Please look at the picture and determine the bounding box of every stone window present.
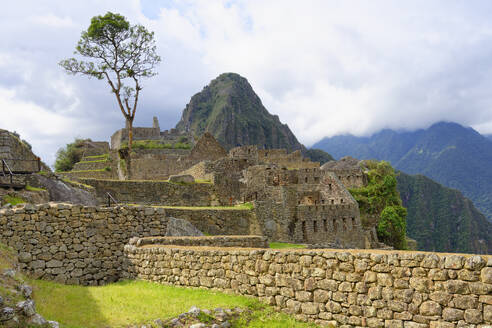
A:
[302,221,307,240]
[340,199,344,204]
[313,220,317,233]
[305,177,308,183]
[323,219,327,232]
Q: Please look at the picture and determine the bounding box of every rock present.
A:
[20,284,33,298]
[165,217,203,237]
[28,174,97,206]
[0,307,15,321]
[3,269,16,278]
[188,306,201,316]
[16,300,36,316]
[169,175,195,184]
[481,267,492,284]
[27,313,47,326]
[18,252,32,263]
[420,301,441,316]
[48,321,60,328]
[0,296,3,307]
[442,307,464,321]
[189,324,206,328]
[464,309,482,324]
[444,255,464,269]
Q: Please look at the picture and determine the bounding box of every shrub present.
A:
[54,139,88,172]
[349,160,408,249]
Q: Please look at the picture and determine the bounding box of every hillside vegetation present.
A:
[348,161,407,249]
[397,172,492,254]
[314,122,492,222]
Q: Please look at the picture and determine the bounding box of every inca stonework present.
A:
[65,119,377,248]
[125,240,492,328]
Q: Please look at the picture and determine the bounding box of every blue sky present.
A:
[2,0,492,165]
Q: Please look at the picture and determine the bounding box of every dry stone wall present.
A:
[79,178,228,206]
[163,208,257,236]
[125,245,492,328]
[0,203,170,285]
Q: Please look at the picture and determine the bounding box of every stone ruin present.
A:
[56,118,384,249]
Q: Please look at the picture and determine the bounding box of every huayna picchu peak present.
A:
[175,72,333,164]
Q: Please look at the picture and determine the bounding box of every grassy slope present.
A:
[32,280,319,328]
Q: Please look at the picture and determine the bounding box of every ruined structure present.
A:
[61,118,376,248]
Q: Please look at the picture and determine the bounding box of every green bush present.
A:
[349,160,407,249]
[54,139,88,172]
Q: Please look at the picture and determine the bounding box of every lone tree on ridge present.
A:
[59,12,161,153]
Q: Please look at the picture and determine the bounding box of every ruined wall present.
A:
[0,129,42,172]
[125,245,492,328]
[258,149,320,169]
[163,208,258,236]
[241,167,365,247]
[110,127,161,150]
[0,203,170,285]
[79,178,228,206]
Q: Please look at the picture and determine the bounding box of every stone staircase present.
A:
[58,154,116,181]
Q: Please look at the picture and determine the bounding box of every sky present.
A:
[2,0,492,166]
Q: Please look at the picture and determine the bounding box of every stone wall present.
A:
[163,208,258,236]
[0,203,170,285]
[130,235,268,248]
[125,245,492,328]
[0,129,43,173]
[79,178,228,206]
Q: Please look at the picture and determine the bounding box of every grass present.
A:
[61,178,94,190]
[31,280,319,328]
[25,184,46,192]
[77,159,109,164]
[2,195,26,205]
[269,242,307,249]
[139,203,254,211]
[61,169,109,173]
[83,154,109,160]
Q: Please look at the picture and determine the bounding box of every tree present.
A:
[59,12,161,153]
[349,160,408,249]
[54,139,87,172]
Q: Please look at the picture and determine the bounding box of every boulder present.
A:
[169,174,195,184]
[165,217,203,237]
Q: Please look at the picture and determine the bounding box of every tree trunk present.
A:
[127,118,133,180]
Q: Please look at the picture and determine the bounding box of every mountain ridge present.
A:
[314,121,492,221]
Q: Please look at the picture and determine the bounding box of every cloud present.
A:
[2,0,492,165]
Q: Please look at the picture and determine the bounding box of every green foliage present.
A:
[25,184,45,192]
[59,12,161,152]
[104,166,111,172]
[2,195,26,206]
[377,206,407,249]
[349,160,407,249]
[54,139,87,172]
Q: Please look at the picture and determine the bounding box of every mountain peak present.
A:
[175,72,303,152]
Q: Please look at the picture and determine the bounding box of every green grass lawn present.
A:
[31,280,319,328]
[269,242,307,249]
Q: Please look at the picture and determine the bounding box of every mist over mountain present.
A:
[314,122,492,222]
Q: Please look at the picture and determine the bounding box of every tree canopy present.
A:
[59,12,161,152]
[349,160,408,249]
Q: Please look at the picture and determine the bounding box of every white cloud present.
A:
[2,0,492,165]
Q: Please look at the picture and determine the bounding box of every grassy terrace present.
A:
[31,280,320,328]
[129,202,255,211]
[0,243,317,327]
